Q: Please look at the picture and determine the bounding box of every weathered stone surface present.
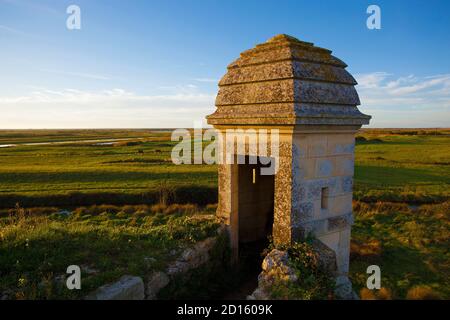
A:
[208,34,370,126]
[85,275,144,300]
[335,275,359,300]
[311,239,337,273]
[248,249,298,300]
[260,249,298,284]
[262,249,287,271]
[247,287,270,300]
[293,202,314,221]
[167,236,218,277]
[249,241,359,300]
[327,212,354,232]
[249,242,344,300]
[220,60,356,86]
[166,261,190,276]
[215,80,360,106]
[146,272,170,300]
[229,34,346,69]
[341,176,353,192]
[81,264,99,275]
[207,34,371,291]
[0,290,13,300]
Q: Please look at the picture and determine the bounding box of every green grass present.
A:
[0,129,172,144]
[265,241,335,300]
[0,131,217,207]
[0,129,449,299]
[0,204,218,299]
[0,129,448,208]
[354,133,450,203]
[350,201,449,299]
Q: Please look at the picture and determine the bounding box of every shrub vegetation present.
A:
[0,204,218,299]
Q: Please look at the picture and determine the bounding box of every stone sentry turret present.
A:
[207,34,370,284]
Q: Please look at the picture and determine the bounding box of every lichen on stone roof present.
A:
[207,34,371,126]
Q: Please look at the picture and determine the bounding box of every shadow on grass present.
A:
[0,213,220,299]
[0,186,218,209]
[0,170,215,184]
[0,227,168,299]
[355,164,450,186]
[350,212,449,299]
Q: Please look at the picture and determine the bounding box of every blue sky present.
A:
[0,0,449,128]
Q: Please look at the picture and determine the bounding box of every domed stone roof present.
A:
[207,34,371,126]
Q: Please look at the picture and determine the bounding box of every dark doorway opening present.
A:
[229,156,275,299]
[237,156,275,245]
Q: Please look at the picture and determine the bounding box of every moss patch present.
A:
[266,241,335,300]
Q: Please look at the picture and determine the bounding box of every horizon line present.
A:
[0,127,449,131]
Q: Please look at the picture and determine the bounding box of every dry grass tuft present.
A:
[359,288,376,300]
[377,287,392,300]
[350,239,382,259]
[406,286,442,300]
[163,203,197,215]
[359,287,392,300]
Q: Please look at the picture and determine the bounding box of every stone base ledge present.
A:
[85,225,227,300]
[84,275,144,300]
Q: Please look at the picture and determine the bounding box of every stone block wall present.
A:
[291,131,355,275]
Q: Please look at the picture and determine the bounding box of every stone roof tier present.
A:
[207,34,371,126]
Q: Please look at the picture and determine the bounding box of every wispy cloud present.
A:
[1,73,448,128]
[0,88,215,128]
[355,72,450,108]
[38,69,112,81]
[0,88,214,104]
[355,72,391,89]
[0,24,33,37]
[1,0,61,16]
[355,72,450,127]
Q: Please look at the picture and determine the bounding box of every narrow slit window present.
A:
[252,168,256,184]
[321,187,329,209]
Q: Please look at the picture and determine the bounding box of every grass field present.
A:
[0,129,217,208]
[0,204,219,299]
[0,129,448,208]
[350,201,449,299]
[0,128,448,299]
[354,129,450,203]
[0,129,172,145]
